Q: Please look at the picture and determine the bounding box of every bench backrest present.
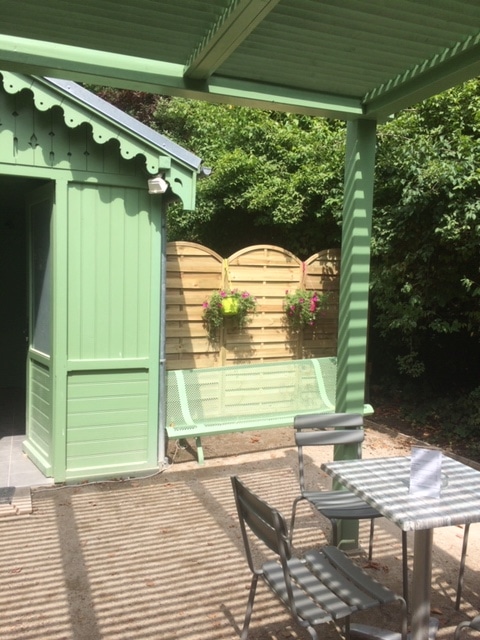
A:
[165,357,336,427]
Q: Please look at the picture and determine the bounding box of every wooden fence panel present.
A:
[165,242,222,369]
[165,242,340,370]
[226,245,302,364]
[302,249,340,359]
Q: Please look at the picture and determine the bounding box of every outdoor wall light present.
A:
[148,174,169,194]
[200,166,212,178]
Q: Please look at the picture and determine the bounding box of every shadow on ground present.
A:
[0,424,479,639]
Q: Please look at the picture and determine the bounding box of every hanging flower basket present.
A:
[284,288,328,331]
[202,288,257,341]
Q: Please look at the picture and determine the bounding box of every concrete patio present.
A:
[1,423,479,640]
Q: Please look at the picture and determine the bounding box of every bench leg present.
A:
[195,437,205,465]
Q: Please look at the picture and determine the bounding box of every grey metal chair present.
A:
[455,614,480,639]
[231,475,407,640]
[290,413,409,608]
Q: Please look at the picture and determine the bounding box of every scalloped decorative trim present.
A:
[0,71,197,208]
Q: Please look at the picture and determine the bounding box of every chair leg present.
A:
[330,517,339,547]
[401,531,408,613]
[241,574,259,640]
[455,621,472,640]
[368,519,375,561]
[455,523,470,611]
[306,625,319,640]
[344,616,351,640]
[290,496,304,544]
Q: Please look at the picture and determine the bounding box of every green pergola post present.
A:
[335,118,377,549]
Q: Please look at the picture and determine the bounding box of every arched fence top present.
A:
[166,242,340,369]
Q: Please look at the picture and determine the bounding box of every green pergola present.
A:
[2,0,480,523]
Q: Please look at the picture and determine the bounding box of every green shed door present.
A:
[24,183,54,475]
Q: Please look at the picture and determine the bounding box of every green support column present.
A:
[335,118,377,549]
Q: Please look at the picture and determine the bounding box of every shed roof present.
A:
[1,1,480,121]
[43,76,202,172]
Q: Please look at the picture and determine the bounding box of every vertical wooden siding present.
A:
[166,242,340,369]
[67,184,152,360]
[65,184,159,478]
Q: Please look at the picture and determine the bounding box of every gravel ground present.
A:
[0,420,479,639]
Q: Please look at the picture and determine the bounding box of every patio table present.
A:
[321,455,480,640]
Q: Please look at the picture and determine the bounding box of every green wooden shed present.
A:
[0,71,202,483]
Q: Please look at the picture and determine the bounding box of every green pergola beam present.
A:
[0,34,364,119]
[185,0,281,79]
[364,35,480,119]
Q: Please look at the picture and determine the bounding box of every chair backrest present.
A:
[293,413,364,492]
[294,412,363,430]
[231,475,291,574]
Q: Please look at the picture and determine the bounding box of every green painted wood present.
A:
[63,183,162,479]
[67,184,152,360]
[0,38,365,120]
[2,3,480,121]
[51,179,69,481]
[185,0,281,80]
[0,83,145,177]
[0,71,189,482]
[24,356,53,475]
[334,118,377,550]
[65,370,153,477]
[1,72,199,209]
[24,184,55,476]
[336,119,376,416]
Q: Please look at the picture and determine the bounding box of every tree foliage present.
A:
[372,79,480,385]
[153,99,346,256]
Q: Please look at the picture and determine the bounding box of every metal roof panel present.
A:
[1,0,480,119]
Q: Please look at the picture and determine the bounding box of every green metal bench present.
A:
[165,357,372,464]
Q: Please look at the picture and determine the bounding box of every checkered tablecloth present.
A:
[322,455,480,531]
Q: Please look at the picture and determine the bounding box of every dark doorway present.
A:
[0,175,47,437]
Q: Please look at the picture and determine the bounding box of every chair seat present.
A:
[303,490,382,520]
[262,547,401,628]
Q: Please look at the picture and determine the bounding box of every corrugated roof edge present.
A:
[42,76,203,172]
